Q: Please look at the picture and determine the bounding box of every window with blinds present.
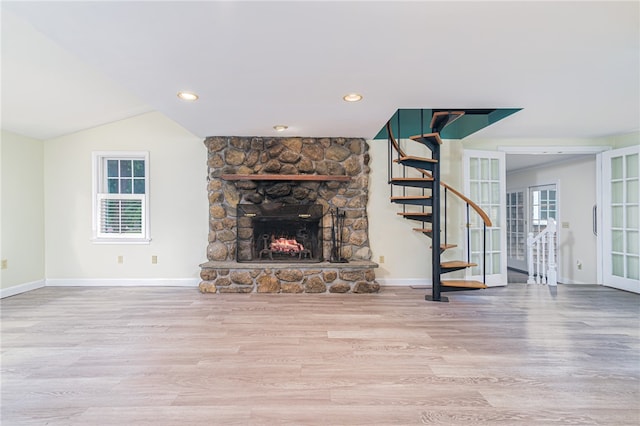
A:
[92,152,149,242]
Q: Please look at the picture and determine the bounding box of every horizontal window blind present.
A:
[97,194,145,238]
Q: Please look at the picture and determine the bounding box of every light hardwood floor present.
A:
[1,284,639,425]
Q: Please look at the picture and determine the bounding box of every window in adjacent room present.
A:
[92,152,150,242]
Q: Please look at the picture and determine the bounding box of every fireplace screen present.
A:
[236,204,323,263]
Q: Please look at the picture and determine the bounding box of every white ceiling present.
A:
[2,1,639,141]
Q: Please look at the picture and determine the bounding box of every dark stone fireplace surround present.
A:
[199,136,379,294]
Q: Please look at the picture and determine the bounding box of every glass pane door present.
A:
[530,184,557,234]
[507,190,527,271]
[464,150,507,286]
[603,146,640,293]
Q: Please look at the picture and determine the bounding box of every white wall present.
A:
[507,156,597,284]
[1,130,45,291]
[44,112,208,285]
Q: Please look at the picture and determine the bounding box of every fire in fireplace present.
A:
[237,204,323,262]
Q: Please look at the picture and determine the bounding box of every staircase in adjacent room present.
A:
[385,111,492,302]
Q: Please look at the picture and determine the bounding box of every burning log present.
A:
[270,237,304,254]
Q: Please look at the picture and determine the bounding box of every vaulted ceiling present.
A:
[2,1,638,141]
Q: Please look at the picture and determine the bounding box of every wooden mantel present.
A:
[221,174,351,182]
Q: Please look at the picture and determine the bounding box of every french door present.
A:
[463,150,507,286]
[506,190,527,271]
[602,146,640,293]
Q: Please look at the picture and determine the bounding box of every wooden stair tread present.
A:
[409,132,442,145]
[441,280,487,289]
[413,228,432,234]
[394,156,437,163]
[441,260,477,269]
[431,243,458,250]
[431,111,465,132]
[398,212,431,217]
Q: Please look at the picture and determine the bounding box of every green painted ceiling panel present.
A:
[373,108,521,140]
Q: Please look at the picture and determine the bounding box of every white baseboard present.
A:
[558,277,595,285]
[45,278,200,287]
[1,279,46,298]
[376,278,432,287]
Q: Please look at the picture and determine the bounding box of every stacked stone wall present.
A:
[199,263,379,294]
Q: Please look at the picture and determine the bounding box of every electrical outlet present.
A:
[379,255,385,263]
[1,259,7,269]
[152,255,158,264]
[562,222,570,229]
[117,255,124,264]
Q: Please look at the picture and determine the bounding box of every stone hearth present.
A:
[199,136,378,294]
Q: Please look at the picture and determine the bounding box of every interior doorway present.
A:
[506,184,558,273]
[501,145,608,284]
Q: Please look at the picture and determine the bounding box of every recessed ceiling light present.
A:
[273,125,288,132]
[343,93,363,102]
[177,91,199,101]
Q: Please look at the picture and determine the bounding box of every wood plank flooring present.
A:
[1,285,639,425]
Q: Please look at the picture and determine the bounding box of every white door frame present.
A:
[498,146,611,156]
[500,145,610,284]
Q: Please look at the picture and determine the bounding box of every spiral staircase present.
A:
[384,110,493,302]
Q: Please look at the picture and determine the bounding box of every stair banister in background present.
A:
[527,218,557,286]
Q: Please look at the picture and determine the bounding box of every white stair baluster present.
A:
[525,219,558,286]
[542,233,547,284]
[547,219,558,286]
[527,232,535,284]
[535,239,541,283]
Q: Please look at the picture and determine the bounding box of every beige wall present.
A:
[602,131,639,149]
[1,130,45,290]
[507,156,598,284]
[44,112,208,284]
[368,138,465,285]
[2,114,635,291]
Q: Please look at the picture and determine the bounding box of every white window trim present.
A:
[91,151,151,244]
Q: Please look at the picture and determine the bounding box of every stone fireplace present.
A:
[199,136,379,294]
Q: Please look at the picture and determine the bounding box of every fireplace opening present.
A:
[237,204,323,263]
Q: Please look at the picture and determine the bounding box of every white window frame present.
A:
[92,151,150,244]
